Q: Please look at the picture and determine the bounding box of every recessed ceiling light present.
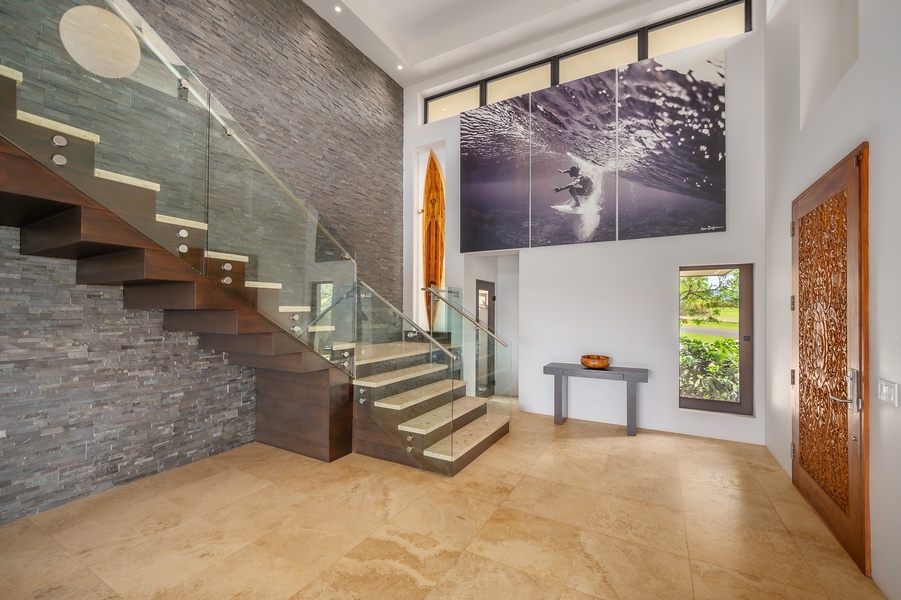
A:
[397,65,404,70]
[334,6,342,12]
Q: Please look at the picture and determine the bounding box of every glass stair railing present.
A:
[0,0,511,475]
[0,0,355,353]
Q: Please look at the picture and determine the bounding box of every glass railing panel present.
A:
[354,280,459,476]
[0,0,212,261]
[204,95,356,336]
[425,288,512,464]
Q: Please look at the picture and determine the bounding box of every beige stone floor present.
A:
[0,406,888,600]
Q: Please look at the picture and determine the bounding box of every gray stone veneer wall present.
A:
[0,227,256,524]
[130,0,405,306]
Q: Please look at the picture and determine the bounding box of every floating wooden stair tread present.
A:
[307,324,336,332]
[93,168,160,191]
[423,414,511,462]
[398,396,486,435]
[245,281,282,289]
[356,341,432,366]
[16,111,100,143]
[373,378,466,410]
[279,305,311,313]
[205,250,249,262]
[333,341,355,350]
[0,65,23,85]
[156,214,208,230]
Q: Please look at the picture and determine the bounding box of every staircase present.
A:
[0,0,510,479]
[0,68,352,462]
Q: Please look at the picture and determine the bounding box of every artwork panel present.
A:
[616,49,726,241]
[529,71,618,247]
[460,94,531,252]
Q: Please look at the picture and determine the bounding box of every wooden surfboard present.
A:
[422,151,445,329]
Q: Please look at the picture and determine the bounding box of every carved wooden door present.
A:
[791,143,869,574]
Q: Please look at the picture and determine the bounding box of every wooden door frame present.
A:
[791,142,870,574]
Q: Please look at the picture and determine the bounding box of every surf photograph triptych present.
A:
[460,44,727,253]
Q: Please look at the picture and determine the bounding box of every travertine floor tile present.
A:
[431,463,522,505]
[152,544,314,600]
[291,525,459,600]
[161,467,272,515]
[389,489,497,550]
[604,443,680,477]
[211,443,320,483]
[501,475,597,527]
[44,495,193,566]
[691,560,829,600]
[681,478,786,532]
[333,452,443,485]
[29,483,154,532]
[9,567,121,600]
[772,499,837,545]
[794,537,888,600]
[132,459,231,496]
[612,428,677,453]
[87,517,248,600]
[0,519,83,600]
[585,491,688,556]
[567,529,693,599]
[472,437,546,474]
[252,497,384,575]
[200,485,313,542]
[425,551,563,600]
[466,507,581,584]
[678,454,764,490]
[596,466,682,509]
[684,513,824,594]
[525,445,607,491]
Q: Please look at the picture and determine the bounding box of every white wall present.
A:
[404,3,768,445]
[765,0,901,595]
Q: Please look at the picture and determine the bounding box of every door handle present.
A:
[830,368,860,411]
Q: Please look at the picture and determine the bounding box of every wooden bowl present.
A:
[581,354,610,369]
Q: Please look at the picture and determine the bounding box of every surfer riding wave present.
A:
[553,165,593,208]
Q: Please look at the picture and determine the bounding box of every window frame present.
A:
[423,0,750,124]
[678,263,754,415]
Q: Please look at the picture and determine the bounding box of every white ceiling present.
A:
[303,0,714,90]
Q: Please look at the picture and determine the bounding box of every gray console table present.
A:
[543,362,650,435]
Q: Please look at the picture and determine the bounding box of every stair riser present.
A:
[358,370,452,402]
[403,403,489,457]
[368,390,459,431]
[354,352,438,379]
[421,421,510,476]
[0,78,16,117]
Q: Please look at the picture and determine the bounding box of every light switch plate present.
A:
[877,379,899,407]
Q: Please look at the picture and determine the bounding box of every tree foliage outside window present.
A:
[679,270,740,403]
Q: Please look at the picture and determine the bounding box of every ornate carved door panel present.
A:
[792,143,869,574]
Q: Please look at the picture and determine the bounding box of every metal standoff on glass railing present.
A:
[225,127,234,137]
[406,435,413,442]
[292,325,301,333]
[342,253,351,259]
[358,397,367,404]
[178,78,189,90]
[406,447,413,453]
[221,276,233,285]
[341,351,349,357]
[177,244,189,253]
[222,263,233,271]
[291,314,300,321]
[406,331,416,339]
[51,135,68,147]
[51,154,67,166]
[177,229,189,238]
